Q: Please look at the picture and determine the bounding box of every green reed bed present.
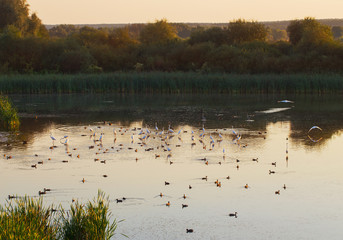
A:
[0,72,343,94]
[0,191,120,240]
[0,95,20,130]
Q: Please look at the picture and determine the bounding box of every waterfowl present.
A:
[201,176,208,181]
[189,185,192,189]
[169,161,173,165]
[103,175,108,178]
[8,195,15,200]
[252,158,258,162]
[182,204,188,209]
[269,170,275,174]
[283,184,286,190]
[226,176,230,180]
[166,201,170,207]
[100,160,106,164]
[165,181,170,185]
[44,188,51,192]
[186,229,193,233]
[38,161,43,164]
[272,162,276,166]
[236,159,240,163]
[38,190,46,195]
[31,164,37,168]
[229,212,237,218]
[116,199,123,203]
[62,160,68,163]
[275,190,280,195]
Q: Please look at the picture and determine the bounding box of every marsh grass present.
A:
[0,72,342,94]
[0,191,121,240]
[0,95,20,130]
[59,190,120,240]
[0,197,57,240]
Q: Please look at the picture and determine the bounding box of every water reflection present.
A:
[1,94,343,239]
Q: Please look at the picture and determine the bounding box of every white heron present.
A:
[50,133,56,146]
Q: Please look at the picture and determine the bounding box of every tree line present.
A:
[1,0,343,74]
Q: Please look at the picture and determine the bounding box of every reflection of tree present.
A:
[5,94,343,150]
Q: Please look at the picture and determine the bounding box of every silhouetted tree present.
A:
[0,0,47,37]
[227,19,268,44]
[139,19,178,45]
[287,17,333,46]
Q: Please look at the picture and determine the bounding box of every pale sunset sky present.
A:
[27,0,343,24]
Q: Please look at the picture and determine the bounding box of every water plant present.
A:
[0,72,342,94]
[0,191,121,240]
[59,190,119,240]
[0,196,58,240]
[0,95,20,130]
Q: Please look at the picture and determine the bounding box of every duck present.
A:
[165,181,170,185]
[226,176,230,180]
[38,190,46,195]
[31,164,37,168]
[103,174,108,178]
[189,185,192,189]
[182,204,188,209]
[271,162,276,166]
[8,195,16,200]
[275,190,280,195]
[269,170,275,174]
[44,188,51,192]
[252,158,258,162]
[201,176,208,181]
[186,229,194,233]
[116,199,123,203]
[229,212,237,218]
[283,184,287,190]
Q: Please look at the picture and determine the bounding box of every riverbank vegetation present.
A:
[0,191,120,240]
[0,72,342,94]
[0,95,19,130]
[1,0,343,94]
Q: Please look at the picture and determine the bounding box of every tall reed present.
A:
[0,72,343,94]
[59,190,119,240]
[0,95,20,130]
[0,197,57,240]
[0,191,121,240]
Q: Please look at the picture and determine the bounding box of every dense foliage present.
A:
[1,0,343,74]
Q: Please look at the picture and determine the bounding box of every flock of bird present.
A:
[5,120,291,235]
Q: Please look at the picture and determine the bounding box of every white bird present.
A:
[50,133,56,145]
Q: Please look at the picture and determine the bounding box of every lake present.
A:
[1,94,343,240]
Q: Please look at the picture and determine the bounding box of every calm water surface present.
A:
[1,94,343,240]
